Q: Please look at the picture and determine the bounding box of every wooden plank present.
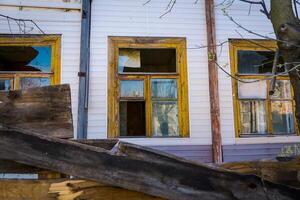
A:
[0,159,40,173]
[0,179,163,200]
[220,157,300,188]
[0,84,73,138]
[0,129,299,200]
[205,0,222,163]
[74,139,119,150]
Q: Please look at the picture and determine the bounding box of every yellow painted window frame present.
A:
[108,37,189,138]
[229,39,299,137]
[0,35,61,90]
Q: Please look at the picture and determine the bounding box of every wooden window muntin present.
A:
[0,35,61,90]
[230,40,298,137]
[108,37,189,138]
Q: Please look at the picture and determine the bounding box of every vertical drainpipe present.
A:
[205,0,223,163]
[77,0,92,139]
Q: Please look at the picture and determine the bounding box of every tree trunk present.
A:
[270,0,300,131]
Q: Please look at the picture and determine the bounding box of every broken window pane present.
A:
[152,102,179,137]
[271,101,294,134]
[20,77,50,89]
[271,80,292,99]
[240,100,267,134]
[0,79,11,91]
[238,80,267,99]
[151,79,177,99]
[118,48,176,73]
[237,50,284,74]
[118,49,141,72]
[120,101,146,137]
[0,46,51,72]
[120,80,144,98]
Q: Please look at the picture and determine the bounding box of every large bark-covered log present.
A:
[0,84,73,138]
[0,129,299,200]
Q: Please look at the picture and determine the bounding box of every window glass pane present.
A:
[237,50,284,74]
[271,80,292,99]
[271,101,294,134]
[118,48,176,73]
[120,80,144,98]
[0,79,11,91]
[152,102,179,137]
[120,101,146,137]
[118,49,141,72]
[0,46,51,72]
[240,100,267,134]
[20,77,50,89]
[151,79,177,99]
[238,80,267,99]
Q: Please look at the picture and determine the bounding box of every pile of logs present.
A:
[0,85,299,200]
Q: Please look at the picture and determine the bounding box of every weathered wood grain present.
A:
[0,139,118,173]
[0,84,73,138]
[0,129,299,200]
[220,157,300,188]
[205,0,222,163]
[0,179,163,200]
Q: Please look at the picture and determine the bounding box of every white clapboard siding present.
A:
[88,0,213,146]
[215,0,273,145]
[2,0,299,147]
[0,4,81,138]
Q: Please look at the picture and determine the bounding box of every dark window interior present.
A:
[237,50,284,74]
[118,48,176,73]
[0,79,10,91]
[0,46,51,72]
[120,101,146,137]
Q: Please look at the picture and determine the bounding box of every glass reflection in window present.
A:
[0,46,51,72]
[271,80,292,99]
[152,102,179,137]
[151,79,177,99]
[240,100,267,134]
[20,77,50,89]
[120,80,144,98]
[271,101,294,134]
[0,79,11,91]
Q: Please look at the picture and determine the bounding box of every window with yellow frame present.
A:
[0,35,61,91]
[230,39,298,137]
[108,37,189,138]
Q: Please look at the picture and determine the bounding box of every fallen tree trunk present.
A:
[0,129,299,200]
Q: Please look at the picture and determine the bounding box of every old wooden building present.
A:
[0,0,299,165]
